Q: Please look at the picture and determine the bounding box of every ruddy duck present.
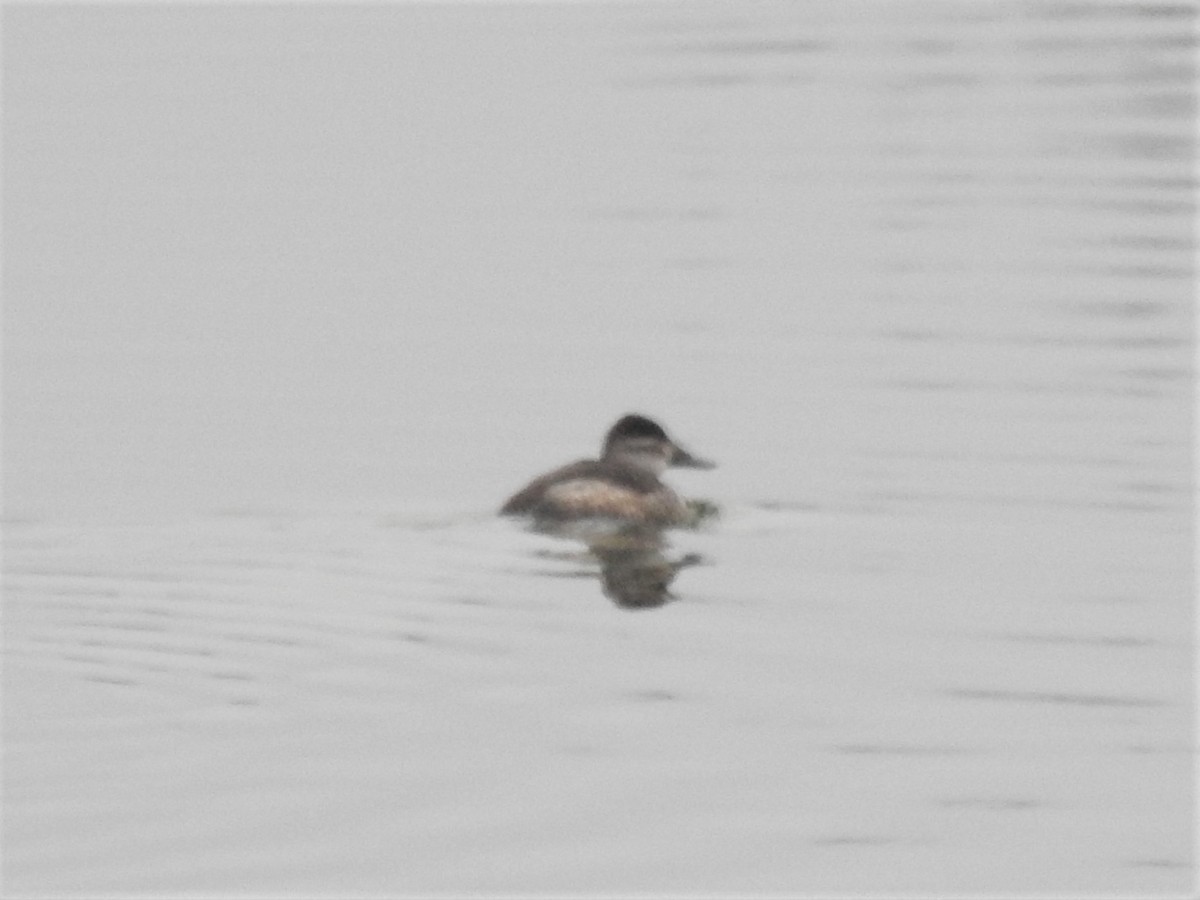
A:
[500,414,715,531]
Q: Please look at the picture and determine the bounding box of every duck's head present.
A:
[601,414,716,475]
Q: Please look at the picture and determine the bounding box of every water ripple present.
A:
[945,688,1168,708]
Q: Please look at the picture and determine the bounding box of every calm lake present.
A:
[3,1,1195,895]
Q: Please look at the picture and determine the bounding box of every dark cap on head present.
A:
[607,414,669,443]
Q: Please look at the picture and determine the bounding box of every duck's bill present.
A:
[670,444,716,469]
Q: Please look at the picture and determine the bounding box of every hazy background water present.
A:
[3,1,1195,895]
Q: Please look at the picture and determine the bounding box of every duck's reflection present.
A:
[525,526,710,609]
[592,539,704,609]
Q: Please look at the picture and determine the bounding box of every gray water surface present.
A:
[3,2,1195,895]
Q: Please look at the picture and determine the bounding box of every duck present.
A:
[500,414,715,532]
